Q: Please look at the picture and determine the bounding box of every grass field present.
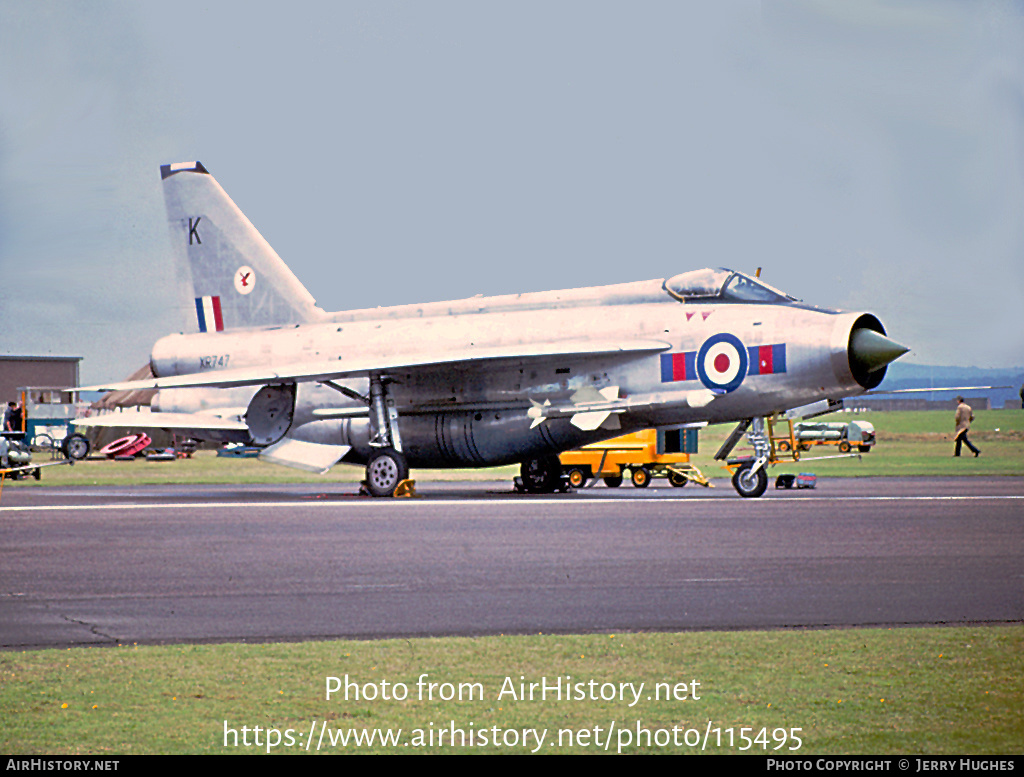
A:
[2,627,1021,755]
[3,409,1022,755]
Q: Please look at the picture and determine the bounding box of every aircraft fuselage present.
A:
[150,279,880,468]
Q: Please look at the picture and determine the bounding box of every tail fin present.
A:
[161,161,324,332]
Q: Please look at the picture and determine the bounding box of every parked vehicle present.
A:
[558,428,709,488]
[776,419,875,454]
[1,431,76,480]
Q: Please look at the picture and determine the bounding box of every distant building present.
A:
[0,355,81,402]
[845,396,992,412]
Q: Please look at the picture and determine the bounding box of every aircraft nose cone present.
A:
[850,328,910,374]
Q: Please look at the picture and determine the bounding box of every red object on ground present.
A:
[99,434,152,458]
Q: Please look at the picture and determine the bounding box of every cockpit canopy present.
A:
[663,268,797,304]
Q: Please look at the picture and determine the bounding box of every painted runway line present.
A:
[2,494,1023,513]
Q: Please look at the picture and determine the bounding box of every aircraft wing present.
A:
[72,410,248,431]
[863,385,1011,395]
[79,339,671,392]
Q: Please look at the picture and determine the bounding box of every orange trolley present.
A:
[558,428,710,489]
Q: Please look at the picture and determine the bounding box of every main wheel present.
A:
[566,467,588,489]
[630,467,651,488]
[520,455,562,493]
[62,433,91,461]
[365,448,409,497]
[732,463,768,498]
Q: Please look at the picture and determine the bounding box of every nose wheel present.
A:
[732,462,768,498]
[725,417,771,498]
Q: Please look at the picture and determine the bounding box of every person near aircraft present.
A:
[4,401,23,433]
[953,396,979,457]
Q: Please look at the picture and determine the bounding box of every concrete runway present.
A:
[1,477,1022,649]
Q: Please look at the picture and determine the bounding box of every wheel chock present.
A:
[392,479,419,498]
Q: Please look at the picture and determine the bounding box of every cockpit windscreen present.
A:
[664,268,795,304]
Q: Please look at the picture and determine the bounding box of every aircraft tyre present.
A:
[668,471,688,487]
[732,463,768,498]
[520,455,562,493]
[566,468,588,489]
[62,433,91,461]
[603,475,623,488]
[366,448,409,497]
[631,467,651,488]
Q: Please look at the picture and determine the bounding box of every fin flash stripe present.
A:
[195,296,224,333]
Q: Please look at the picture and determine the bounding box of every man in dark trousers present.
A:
[953,396,980,457]
[4,401,23,433]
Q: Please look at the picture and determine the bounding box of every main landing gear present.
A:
[518,454,567,494]
[366,447,409,497]
[362,375,411,497]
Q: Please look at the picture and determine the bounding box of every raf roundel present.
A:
[234,265,256,295]
[696,333,748,393]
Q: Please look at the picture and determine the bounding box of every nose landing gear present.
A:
[720,416,771,498]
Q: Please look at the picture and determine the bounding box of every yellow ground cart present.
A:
[558,428,710,488]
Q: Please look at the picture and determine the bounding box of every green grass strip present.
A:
[3,626,1021,754]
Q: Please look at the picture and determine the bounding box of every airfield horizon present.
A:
[5,409,1022,489]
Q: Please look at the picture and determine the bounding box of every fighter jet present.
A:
[77,161,909,497]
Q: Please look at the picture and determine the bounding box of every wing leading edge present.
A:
[72,410,248,431]
[80,338,672,392]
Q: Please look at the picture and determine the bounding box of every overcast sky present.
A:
[1,0,1022,384]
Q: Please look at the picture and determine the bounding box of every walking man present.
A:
[953,396,980,457]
